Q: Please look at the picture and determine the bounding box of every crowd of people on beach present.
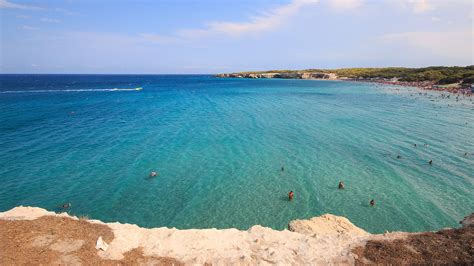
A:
[397,90,473,109]
[367,80,473,95]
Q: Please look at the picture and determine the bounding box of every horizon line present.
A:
[1,65,473,76]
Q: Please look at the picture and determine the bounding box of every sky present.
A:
[0,0,473,74]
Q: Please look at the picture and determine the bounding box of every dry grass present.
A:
[0,216,183,265]
[352,225,474,265]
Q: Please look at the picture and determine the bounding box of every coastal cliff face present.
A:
[0,207,472,265]
[216,72,338,80]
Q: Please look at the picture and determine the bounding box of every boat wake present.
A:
[0,87,143,94]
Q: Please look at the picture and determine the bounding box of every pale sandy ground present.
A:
[1,207,472,265]
[0,206,407,265]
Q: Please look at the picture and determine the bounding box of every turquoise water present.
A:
[0,75,473,233]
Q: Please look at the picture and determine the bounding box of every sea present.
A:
[0,74,473,233]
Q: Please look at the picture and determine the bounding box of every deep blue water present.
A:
[0,74,473,233]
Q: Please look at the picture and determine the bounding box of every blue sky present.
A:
[0,0,472,73]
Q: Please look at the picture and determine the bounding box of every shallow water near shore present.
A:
[0,75,473,233]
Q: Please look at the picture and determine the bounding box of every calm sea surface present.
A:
[0,74,472,233]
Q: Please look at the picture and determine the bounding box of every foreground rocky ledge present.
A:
[0,207,472,265]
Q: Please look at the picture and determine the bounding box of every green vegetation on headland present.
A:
[329,66,474,84]
[217,66,474,85]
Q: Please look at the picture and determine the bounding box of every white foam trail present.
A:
[0,87,143,94]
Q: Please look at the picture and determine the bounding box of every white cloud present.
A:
[398,0,472,15]
[41,18,60,23]
[408,0,433,13]
[0,0,42,10]
[328,0,363,10]
[16,14,30,19]
[380,30,472,61]
[20,25,39,30]
[146,0,319,42]
[204,0,319,36]
[390,0,433,14]
[54,8,75,16]
[1,1,74,14]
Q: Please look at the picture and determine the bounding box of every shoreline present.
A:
[1,206,472,264]
[353,79,473,95]
[216,72,473,95]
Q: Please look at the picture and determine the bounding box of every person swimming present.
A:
[397,155,401,159]
[288,191,294,201]
[281,166,284,172]
[59,203,71,210]
[370,199,375,206]
[150,171,158,177]
[338,181,345,189]
[414,144,417,147]
[428,160,432,165]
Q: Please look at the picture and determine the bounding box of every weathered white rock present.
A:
[95,236,109,251]
[288,214,369,236]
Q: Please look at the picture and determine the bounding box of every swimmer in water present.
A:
[428,160,433,165]
[370,199,375,206]
[338,181,345,189]
[59,203,71,210]
[281,166,284,172]
[397,155,401,159]
[288,191,294,201]
[150,171,158,177]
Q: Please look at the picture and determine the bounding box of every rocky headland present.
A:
[216,72,338,80]
[216,66,474,95]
